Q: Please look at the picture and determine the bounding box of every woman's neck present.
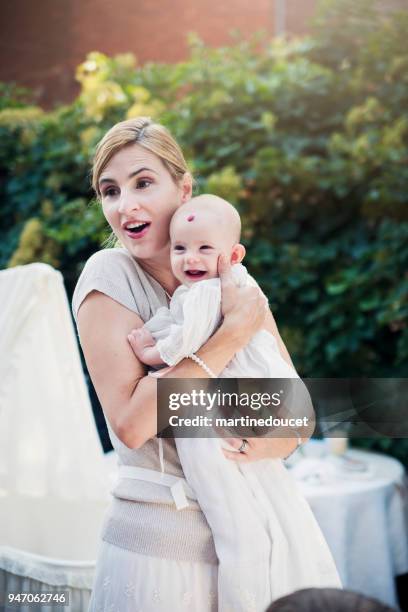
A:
[137,252,180,297]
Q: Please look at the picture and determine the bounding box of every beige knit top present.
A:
[72,248,217,564]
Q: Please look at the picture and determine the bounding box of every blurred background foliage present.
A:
[1,0,407,461]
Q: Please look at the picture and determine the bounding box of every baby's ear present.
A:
[230,243,246,265]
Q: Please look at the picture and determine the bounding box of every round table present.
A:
[287,442,408,609]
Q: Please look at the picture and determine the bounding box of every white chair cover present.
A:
[0,263,111,607]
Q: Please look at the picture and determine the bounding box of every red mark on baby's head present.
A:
[187,214,195,222]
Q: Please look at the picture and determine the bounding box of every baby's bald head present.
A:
[170,194,241,247]
[169,194,245,285]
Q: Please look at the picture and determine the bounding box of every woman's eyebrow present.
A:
[98,167,158,187]
[128,167,158,179]
[98,176,115,187]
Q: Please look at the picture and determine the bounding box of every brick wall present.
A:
[0,0,317,107]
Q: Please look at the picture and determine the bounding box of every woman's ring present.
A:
[238,439,248,453]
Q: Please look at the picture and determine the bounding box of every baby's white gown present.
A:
[145,264,342,611]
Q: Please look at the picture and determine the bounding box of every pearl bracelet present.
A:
[284,430,303,460]
[187,353,217,378]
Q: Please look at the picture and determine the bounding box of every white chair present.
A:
[0,263,114,611]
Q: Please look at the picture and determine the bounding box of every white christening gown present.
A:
[144,264,342,611]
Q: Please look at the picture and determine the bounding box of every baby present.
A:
[129,193,246,367]
[126,194,341,611]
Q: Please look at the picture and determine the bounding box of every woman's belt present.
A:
[117,465,197,511]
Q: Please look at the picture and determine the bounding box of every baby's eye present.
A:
[174,245,185,252]
[200,245,212,250]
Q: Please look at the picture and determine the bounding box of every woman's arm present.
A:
[263,310,296,370]
[77,261,267,449]
[222,303,315,462]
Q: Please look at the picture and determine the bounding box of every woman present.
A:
[72,116,312,611]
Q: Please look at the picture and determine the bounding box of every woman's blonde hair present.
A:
[92,117,189,196]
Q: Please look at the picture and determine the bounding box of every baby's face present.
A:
[170,212,233,286]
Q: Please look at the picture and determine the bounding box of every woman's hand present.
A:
[218,255,267,347]
[221,436,302,462]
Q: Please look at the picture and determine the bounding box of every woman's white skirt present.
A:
[88,540,218,612]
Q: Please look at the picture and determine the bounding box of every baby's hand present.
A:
[128,327,156,359]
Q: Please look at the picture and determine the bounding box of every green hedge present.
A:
[1,0,407,462]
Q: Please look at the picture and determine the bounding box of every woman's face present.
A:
[98,144,191,261]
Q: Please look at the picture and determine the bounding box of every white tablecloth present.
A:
[289,442,408,608]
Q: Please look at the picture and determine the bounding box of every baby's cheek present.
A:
[210,257,220,278]
[170,255,179,272]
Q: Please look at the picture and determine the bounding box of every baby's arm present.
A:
[128,327,166,367]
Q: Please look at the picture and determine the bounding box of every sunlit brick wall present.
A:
[0,0,317,106]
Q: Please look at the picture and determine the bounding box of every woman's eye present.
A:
[137,178,152,189]
[103,187,118,198]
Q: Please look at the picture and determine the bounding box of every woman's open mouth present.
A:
[185,270,207,280]
[124,222,151,240]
